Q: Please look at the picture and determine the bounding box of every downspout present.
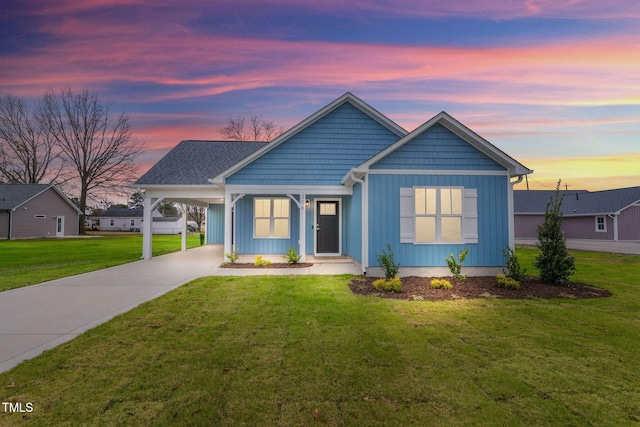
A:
[508,175,525,249]
[7,209,13,240]
[608,214,619,241]
[350,172,367,274]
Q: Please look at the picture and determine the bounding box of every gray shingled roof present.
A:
[0,184,53,210]
[515,187,640,215]
[134,140,267,186]
[97,208,143,217]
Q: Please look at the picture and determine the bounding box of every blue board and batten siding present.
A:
[206,204,225,244]
[344,183,363,263]
[367,123,509,268]
[368,174,509,267]
[227,102,400,185]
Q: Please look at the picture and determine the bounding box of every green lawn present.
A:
[0,234,201,292]
[1,248,639,425]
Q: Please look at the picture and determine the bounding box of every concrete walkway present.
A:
[0,245,361,373]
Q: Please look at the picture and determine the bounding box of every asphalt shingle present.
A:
[515,187,640,216]
[134,140,267,186]
[0,184,52,210]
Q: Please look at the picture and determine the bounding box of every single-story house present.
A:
[96,208,184,234]
[515,186,640,241]
[135,93,532,276]
[0,184,81,239]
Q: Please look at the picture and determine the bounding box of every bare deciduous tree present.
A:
[221,115,282,141]
[0,94,62,183]
[187,205,206,231]
[42,88,144,234]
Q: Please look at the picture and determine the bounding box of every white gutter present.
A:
[608,214,619,241]
[508,175,524,249]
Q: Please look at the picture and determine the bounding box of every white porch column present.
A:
[224,189,233,255]
[361,175,369,272]
[180,203,188,252]
[299,194,306,262]
[142,196,153,259]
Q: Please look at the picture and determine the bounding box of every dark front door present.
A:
[316,201,339,254]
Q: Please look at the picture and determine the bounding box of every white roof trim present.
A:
[17,185,83,215]
[353,111,533,177]
[211,92,407,185]
[225,184,352,196]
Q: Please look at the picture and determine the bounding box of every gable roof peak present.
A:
[211,92,407,184]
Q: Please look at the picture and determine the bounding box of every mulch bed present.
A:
[220,263,314,269]
[349,276,612,301]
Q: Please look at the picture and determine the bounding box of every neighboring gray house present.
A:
[96,208,184,234]
[0,184,81,239]
[515,186,640,241]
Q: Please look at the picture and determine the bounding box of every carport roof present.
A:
[135,140,267,186]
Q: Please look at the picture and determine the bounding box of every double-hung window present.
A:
[401,187,477,244]
[414,188,463,243]
[254,198,290,238]
[595,216,606,232]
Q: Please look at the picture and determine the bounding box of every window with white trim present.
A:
[254,198,290,238]
[595,216,606,232]
[401,187,478,244]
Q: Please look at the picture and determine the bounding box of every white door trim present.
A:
[314,198,342,256]
[56,216,64,237]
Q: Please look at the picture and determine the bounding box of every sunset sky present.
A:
[1,0,638,192]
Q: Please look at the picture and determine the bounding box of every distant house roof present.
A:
[98,208,143,217]
[134,140,267,186]
[515,186,640,216]
[0,183,81,214]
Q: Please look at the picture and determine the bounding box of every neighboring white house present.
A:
[96,208,184,234]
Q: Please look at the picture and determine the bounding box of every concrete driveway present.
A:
[0,245,222,373]
[0,245,361,373]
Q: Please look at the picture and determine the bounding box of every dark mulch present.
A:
[349,276,612,301]
[220,263,314,269]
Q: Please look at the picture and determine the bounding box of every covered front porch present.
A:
[138,184,363,270]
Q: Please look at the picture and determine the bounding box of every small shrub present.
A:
[372,276,402,292]
[224,248,239,264]
[502,247,527,282]
[199,231,205,246]
[430,278,453,290]
[496,274,521,290]
[282,247,302,265]
[254,256,271,267]
[445,248,469,281]
[376,244,400,280]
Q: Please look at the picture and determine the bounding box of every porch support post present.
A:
[180,203,188,252]
[299,194,306,262]
[142,196,153,259]
[224,189,233,255]
[142,195,164,260]
[287,194,306,262]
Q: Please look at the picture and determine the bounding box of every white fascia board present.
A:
[437,115,533,176]
[355,112,533,177]
[367,169,510,176]
[50,185,83,215]
[211,93,407,184]
[141,185,225,199]
[225,184,352,196]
